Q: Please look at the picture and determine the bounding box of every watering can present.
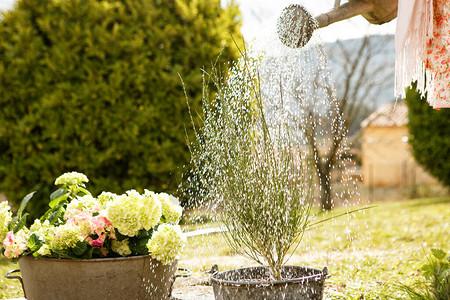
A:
[277,0,398,48]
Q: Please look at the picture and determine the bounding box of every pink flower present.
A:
[91,238,104,247]
[3,231,14,246]
[64,212,114,248]
[2,231,28,259]
[84,216,114,247]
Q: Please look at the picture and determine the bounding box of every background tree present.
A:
[291,35,394,210]
[405,85,450,187]
[0,0,242,217]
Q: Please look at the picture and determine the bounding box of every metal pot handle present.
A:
[322,267,331,279]
[175,267,192,278]
[5,269,26,298]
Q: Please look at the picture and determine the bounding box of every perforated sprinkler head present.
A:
[277,4,318,49]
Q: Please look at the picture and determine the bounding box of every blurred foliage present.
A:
[0,0,242,217]
[405,85,450,187]
[392,248,449,299]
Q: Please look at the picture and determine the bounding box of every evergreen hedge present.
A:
[405,86,450,187]
[0,0,241,217]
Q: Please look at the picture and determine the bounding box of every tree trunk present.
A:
[318,169,333,210]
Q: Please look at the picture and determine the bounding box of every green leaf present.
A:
[13,213,28,233]
[8,216,18,231]
[114,229,128,241]
[421,264,432,272]
[17,191,36,219]
[72,241,89,256]
[431,249,446,260]
[129,236,150,255]
[28,233,45,252]
[136,229,150,239]
[40,208,54,222]
[75,186,91,197]
[50,187,69,200]
[83,247,94,259]
[49,195,68,209]
[51,248,79,260]
[48,204,65,225]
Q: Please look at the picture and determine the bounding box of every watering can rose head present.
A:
[0,172,186,264]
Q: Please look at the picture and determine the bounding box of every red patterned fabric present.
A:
[423,0,450,109]
[395,0,449,109]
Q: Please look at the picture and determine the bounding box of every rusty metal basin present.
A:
[16,255,177,300]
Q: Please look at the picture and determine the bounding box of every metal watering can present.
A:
[277,0,398,48]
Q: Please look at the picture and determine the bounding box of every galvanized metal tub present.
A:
[16,255,177,300]
[211,265,328,300]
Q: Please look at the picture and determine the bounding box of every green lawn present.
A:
[1,197,449,299]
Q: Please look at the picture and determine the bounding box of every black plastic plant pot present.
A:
[210,265,329,300]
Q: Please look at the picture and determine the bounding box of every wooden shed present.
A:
[360,102,438,187]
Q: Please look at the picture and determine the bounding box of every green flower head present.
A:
[156,192,183,224]
[147,224,186,265]
[52,223,84,250]
[111,239,132,256]
[54,172,89,186]
[106,190,161,237]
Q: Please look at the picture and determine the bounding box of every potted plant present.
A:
[187,52,328,299]
[1,171,186,300]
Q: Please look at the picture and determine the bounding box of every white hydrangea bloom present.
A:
[52,223,84,250]
[106,193,142,237]
[54,172,88,186]
[29,219,56,245]
[106,190,161,237]
[0,202,12,242]
[97,191,117,205]
[157,192,183,224]
[111,239,132,256]
[147,224,186,265]
[37,244,51,256]
[141,190,162,230]
[65,195,101,219]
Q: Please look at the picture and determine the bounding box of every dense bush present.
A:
[405,86,450,187]
[0,0,242,217]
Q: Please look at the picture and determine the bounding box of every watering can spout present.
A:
[277,0,398,48]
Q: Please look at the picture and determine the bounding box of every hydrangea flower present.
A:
[111,239,132,256]
[106,190,161,237]
[97,191,117,205]
[64,195,101,220]
[156,192,183,224]
[106,194,142,237]
[1,171,184,261]
[84,216,114,247]
[2,229,29,259]
[0,202,12,243]
[52,223,84,250]
[65,212,92,238]
[37,244,51,256]
[141,190,162,230]
[147,224,186,265]
[29,219,56,246]
[54,172,88,186]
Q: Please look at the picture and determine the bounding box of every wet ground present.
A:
[172,273,214,300]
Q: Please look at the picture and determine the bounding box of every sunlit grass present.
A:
[0,258,22,299]
[178,196,449,299]
[1,197,448,299]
